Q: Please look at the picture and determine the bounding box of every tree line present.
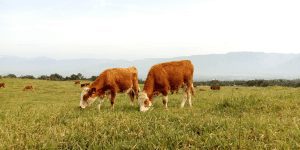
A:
[1,73,299,87]
[0,73,97,81]
[194,79,300,88]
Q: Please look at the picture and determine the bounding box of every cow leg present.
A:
[187,91,192,107]
[128,90,135,106]
[110,91,116,110]
[162,95,168,109]
[97,98,104,111]
[181,92,188,108]
[187,83,193,107]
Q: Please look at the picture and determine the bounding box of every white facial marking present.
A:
[80,87,98,108]
[138,92,151,112]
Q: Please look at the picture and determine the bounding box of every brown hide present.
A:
[23,85,33,91]
[0,83,5,88]
[210,85,221,90]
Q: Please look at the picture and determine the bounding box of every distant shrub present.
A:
[4,74,17,78]
[89,76,97,81]
[138,79,144,84]
[66,73,85,80]
[49,73,64,81]
[20,75,35,79]
[194,79,300,88]
[38,75,50,80]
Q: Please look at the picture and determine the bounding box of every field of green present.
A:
[0,78,300,149]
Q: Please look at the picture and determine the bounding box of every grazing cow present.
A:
[0,83,5,88]
[138,60,194,112]
[23,85,33,91]
[199,88,206,91]
[79,67,140,110]
[74,80,81,84]
[210,85,221,90]
[81,83,90,88]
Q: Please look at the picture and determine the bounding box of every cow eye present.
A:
[83,94,89,101]
[144,100,149,106]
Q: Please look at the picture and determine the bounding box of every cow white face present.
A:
[138,92,152,112]
[80,87,98,109]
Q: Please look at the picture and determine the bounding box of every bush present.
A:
[20,75,35,79]
[4,74,17,78]
[88,76,97,81]
[38,75,50,80]
[66,73,85,80]
[49,73,64,81]
[194,79,300,88]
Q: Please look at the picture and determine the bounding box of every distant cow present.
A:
[210,85,220,90]
[0,83,5,88]
[199,88,206,91]
[80,67,140,110]
[81,83,90,88]
[138,60,194,112]
[74,80,81,84]
[23,85,33,91]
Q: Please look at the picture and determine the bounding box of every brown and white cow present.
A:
[74,80,81,85]
[138,60,194,112]
[210,85,221,90]
[81,83,90,88]
[23,85,33,91]
[79,67,140,110]
[0,83,5,88]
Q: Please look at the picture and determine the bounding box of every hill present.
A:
[1,52,299,80]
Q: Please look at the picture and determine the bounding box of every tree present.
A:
[5,74,17,78]
[20,75,35,79]
[49,73,64,81]
[38,75,50,80]
[66,73,85,80]
[89,76,97,81]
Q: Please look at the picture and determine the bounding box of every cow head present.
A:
[138,92,152,112]
[80,87,98,109]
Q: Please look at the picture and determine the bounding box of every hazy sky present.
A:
[0,0,299,60]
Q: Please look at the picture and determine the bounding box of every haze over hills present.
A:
[0,52,299,81]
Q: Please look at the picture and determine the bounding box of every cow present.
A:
[81,83,90,88]
[0,83,5,88]
[79,67,140,110]
[210,85,220,90]
[199,88,206,91]
[138,60,194,112]
[74,80,81,84]
[23,85,33,91]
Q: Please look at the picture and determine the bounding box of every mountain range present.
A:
[1,52,299,81]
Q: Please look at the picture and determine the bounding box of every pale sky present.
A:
[0,0,300,60]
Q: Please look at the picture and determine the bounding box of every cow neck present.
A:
[143,77,154,99]
[90,77,105,96]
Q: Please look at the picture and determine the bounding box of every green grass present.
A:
[0,78,300,149]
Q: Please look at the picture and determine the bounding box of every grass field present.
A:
[0,78,300,149]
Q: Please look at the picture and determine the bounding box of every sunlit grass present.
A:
[0,78,300,149]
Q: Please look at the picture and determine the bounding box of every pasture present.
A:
[0,78,300,149]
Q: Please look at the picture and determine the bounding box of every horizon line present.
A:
[1,51,300,61]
